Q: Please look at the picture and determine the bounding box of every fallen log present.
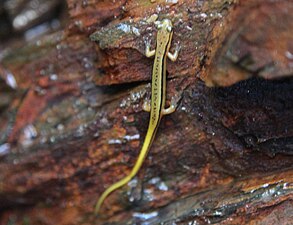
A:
[0,0,292,224]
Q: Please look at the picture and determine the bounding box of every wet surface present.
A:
[0,0,292,225]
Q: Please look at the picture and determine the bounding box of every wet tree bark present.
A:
[0,0,292,224]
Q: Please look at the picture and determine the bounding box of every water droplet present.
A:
[57,124,64,131]
[25,23,50,41]
[0,143,10,156]
[108,139,122,145]
[21,124,38,147]
[148,177,169,191]
[200,13,207,19]
[50,136,56,143]
[133,211,158,220]
[24,124,38,139]
[5,70,17,89]
[127,178,140,202]
[82,0,88,7]
[36,40,42,46]
[120,99,127,108]
[285,51,293,60]
[156,5,162,13]
[116,23,141,37]
[186,25,193,31]
[74,125,85,138]
[128,178,138,188]
[82,57,93,69]
[93,131,99,138]
[50,74,58,81]
[181,106,187,111]
[74,20,84,30]
[166,0,178,4]
[213,210,224,216]
[143,188,154,201]
[124,134,140,141]
[132,27,140,36]
[283,183,289,189]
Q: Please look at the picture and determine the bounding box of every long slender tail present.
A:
[95,124,158,214]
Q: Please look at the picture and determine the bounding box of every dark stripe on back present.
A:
[149,35,171,139]
[147,33,173,147]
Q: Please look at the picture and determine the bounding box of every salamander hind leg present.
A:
[162,105,176,115]
[162,95,182,115]
[143,99,151,112]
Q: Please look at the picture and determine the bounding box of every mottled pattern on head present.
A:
[156,19,173,49]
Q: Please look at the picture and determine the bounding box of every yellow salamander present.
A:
[95,18,180,214]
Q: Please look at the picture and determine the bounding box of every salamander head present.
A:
[155,19,173,33]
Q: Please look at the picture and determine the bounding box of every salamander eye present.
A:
[167,26,172,32]
[154,21,162,29]
[157,24,163,29]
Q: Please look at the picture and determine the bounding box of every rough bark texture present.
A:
[0,0,292,224]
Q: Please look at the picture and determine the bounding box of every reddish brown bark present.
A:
[0,0,292,224]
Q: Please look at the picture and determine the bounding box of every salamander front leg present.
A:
[167,42,181,62]
[144,38,156,58]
